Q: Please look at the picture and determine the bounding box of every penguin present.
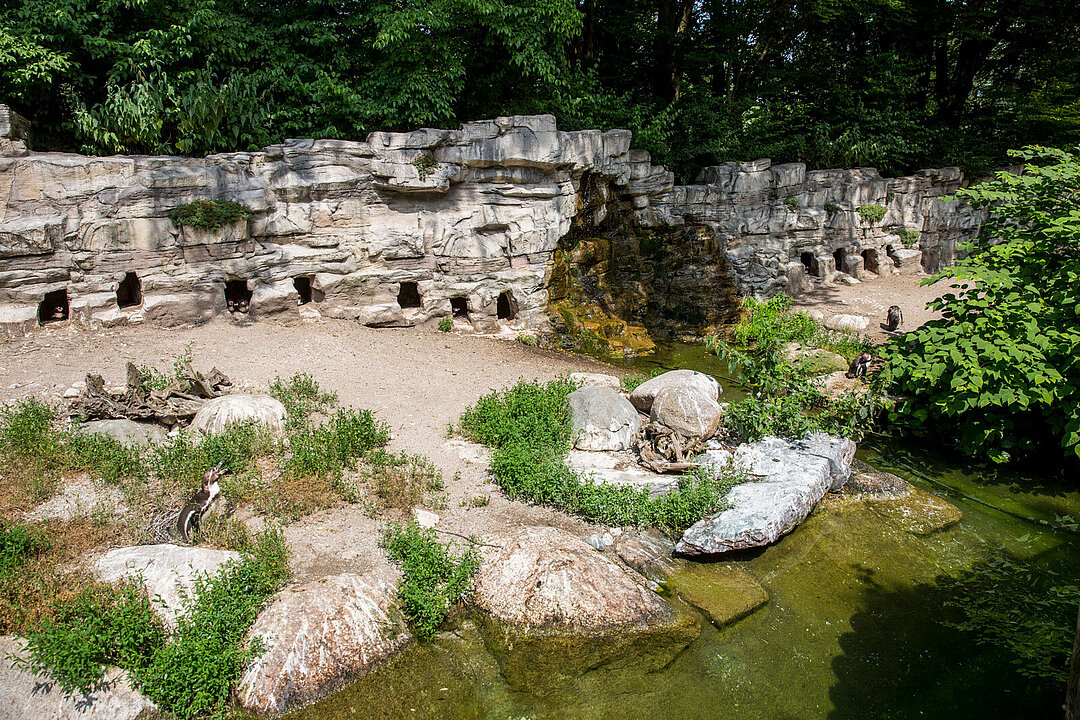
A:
[846,352,872,379]
[176,462,227,541]
[885,305,903,332]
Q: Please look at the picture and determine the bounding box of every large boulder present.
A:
[189,394,287,437]
[78,419,168,447]
[629,370,720,414]
[96,544,240,626]
[568,385,642,452]
[649,385,722,440]
[0,635,160,720]
[824,314,870,332]
[676,433,856,555]
[568,372,622,391]
[472,526,699,686]
[236,566,410,716]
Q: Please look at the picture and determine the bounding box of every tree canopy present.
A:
[2,0,1077,178]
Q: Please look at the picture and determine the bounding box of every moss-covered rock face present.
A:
[542,175,740,358]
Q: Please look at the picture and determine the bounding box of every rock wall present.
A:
[0,105,982,341]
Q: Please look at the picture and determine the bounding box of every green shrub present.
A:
[269,373,338,429]
[898,229,920,247]
[824,202,842,214]
[167,200,253,230]
[620,368,663,394]
[856,203,887,223]
[0,523,49,578]
[150,421,273,491]
[438,316,453,332]
[784,195,799,211]
[284,409,391,480]
[138,343,195,391]
[379,522,479,641]
[346,450,444,509]
[411,153,439,181]
[459,377,746,532]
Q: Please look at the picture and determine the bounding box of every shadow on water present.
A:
[829,567,1066,720]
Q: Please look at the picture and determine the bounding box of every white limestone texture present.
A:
[629,369,721,414]
[568,385,642,452]
[189,394,287,437]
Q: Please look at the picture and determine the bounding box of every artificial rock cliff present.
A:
[0,106,982,352]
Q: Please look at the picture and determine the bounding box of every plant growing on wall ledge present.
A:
[411,154,439,181]
[784,196,799,211]
[856,204,887,224]
[824,203,842,214]
[167,200,253,230]
[898,229,920,247]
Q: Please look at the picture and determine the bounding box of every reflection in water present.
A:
[285,341,1077,720]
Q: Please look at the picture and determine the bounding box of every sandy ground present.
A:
[0,317,620,580]
[793,270,945,345]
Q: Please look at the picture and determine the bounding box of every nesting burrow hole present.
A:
[832,247,847,274]
[225,279,252,313]
[116,271,142,308]
[397,281,422,309]
[38,289,69,325]
[450,297,470,319]
[294,276,323,305]
[497,291,517,320]
[799,251,814,275]
[862,248,880,274]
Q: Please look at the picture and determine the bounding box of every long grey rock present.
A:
[0,636,159,720]
[676,432,856,555]
[236,566,410,716]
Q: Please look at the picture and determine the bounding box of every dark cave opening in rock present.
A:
[800,251,815,275]
[116,271,142,309]
[833,247,847,274]
[38,289,69,324]
[398,281,422,309]
[862,248,880,274]
[450,296,470,318]
[225,279,252,313]
[497,291,516,320]
[294,276,323,305]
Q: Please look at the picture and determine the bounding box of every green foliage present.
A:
[167,200,253,231]
[18,528,287,717]
[0,397,59,457]
[138,343,195,391]
[411,153,439,180]
[824,203,842,214]
[150,422,273,491]
[348,450,444,509]
[856,203,887,224]
[269,373,338,429]
[379,522,479,641]
[284,409,391,481]
[880,146,1080,462]
[939,553,1079,682]
[0,522,49,578]
[898,229,921,247]
[619,368,663,394]
[438,316,453,332]
[459,377,745,531]
[784,196,800,211]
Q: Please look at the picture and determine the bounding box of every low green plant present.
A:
[438,316,453,332]
[856,203,887,224]
[379,522,479,641]
[784,195,799,211]
[898,228,920,247]
[150,421,273,491]
[284,409,391,481]
[462,494,490,508]
[517,333,536,346]
[167,200,253,230]
[620,368,664,394]
[269,373,338,429]
[459,378,746,532]
[0,522,49,577]
[411,153,439,181]
[824,202,842,214]
[346,450,444,509]
[138,342,195,391]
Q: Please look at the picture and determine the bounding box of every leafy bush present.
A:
[0,523,49,577]
[284,408,391,481]
[824,202,842,214]
[379,522,479,641]
[784,195,800,211]
[438,316,453,332]
[150,421,273,491]
[898,228,920,247]
[856,203,887,223]
[269,373,338,429]
[880,147,1080,462]
[459,378,745,532]
[411,153,439,181]
[167,200,253,230]
[620,368,664,394]
[939,553,1079,682]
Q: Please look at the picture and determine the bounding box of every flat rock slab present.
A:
[237,566,410,716]
[96,544,240,626]
[25,478,126,523]
[613,529,678,585]
[864,486,962,535]
[567,450,678,497]
[78,419,168,447]
[0,636,159,720]
[568,372,622,390]
[667,564,769,627]
[676,433,856,555]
